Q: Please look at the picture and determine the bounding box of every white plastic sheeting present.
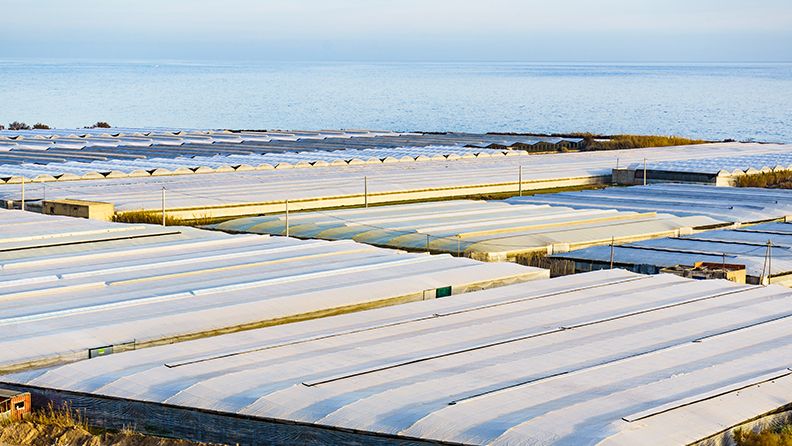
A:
[211,199,724,261]
[509,183,792,223]
[0,208,166,249]
[0,128,586,182]
[1,143,788,216]
[553,221,792,284]
[0,146,517,182]
[0,208,546,371]
[7,269,792,446]
[624,152,792,175]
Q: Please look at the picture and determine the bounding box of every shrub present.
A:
[737,171,792,189]
[86,121,111,129]
[8,121,30,130]
[583,134,707,151]
[32,123,50,129]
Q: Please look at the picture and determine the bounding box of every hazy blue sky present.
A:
[2,0,791,62]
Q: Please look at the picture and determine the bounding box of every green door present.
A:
[436,286,452,298]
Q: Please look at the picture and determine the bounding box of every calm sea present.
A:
[1,61,791,142]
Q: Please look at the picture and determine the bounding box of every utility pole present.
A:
[364,176,368,208]
[285,199,290,237]
[643,158,647,186]
[609,236,615,269]
[20,177,25,211]
[518,165,523,196]
[161,187,166,226]
[761,240,772,285]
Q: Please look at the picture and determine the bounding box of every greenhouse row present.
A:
[0,127,581,149]
[552,221,792,286]
[0,128,403,140]
[6,269,790,445]
[0,128,588,182]
[0,208,545,372]
[212,199,723,261]
[614,152,792,185]
[0,145,518,183]
[509,183,792,223]
[3,143,789,220]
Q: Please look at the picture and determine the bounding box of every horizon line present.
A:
[2,58,791,65]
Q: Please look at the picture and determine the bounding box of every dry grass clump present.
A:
[489,131,710,152]
[0,401,88,430]
[737,171,792,189]
[27,402,89,430]
[581,134,707,150]
[734,424,792,446]
[113,210,215,227]
[1,402,223,445]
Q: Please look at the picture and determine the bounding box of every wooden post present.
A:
[518,165,523,196]
[643,158,647,186]
[285,199,289,237]
[20,177,25,211]
[609,236,615,269]
[161,187,166,226]
[364,176,368,208]
[768,240,773,285]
